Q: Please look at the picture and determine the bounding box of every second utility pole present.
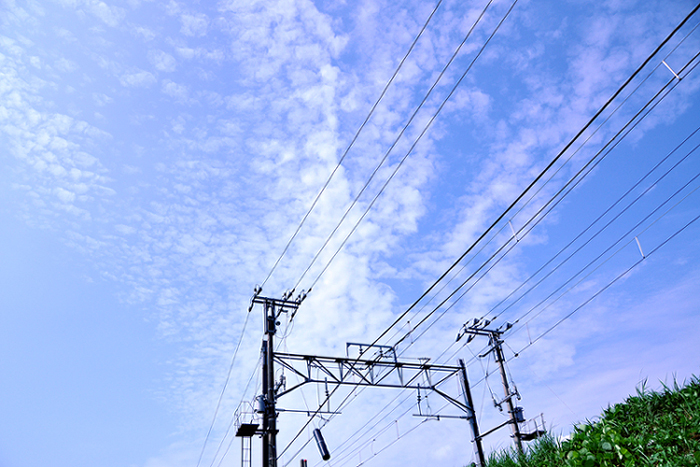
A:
[262,299,278,467]
[491,332,523,453]
[458,323,524,454]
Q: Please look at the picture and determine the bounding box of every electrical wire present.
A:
[390,42,700,358]
[259,0,446,291]
[291,0,496,292]
[309,0,700,370]
[276,13,700,461]
[295,308,497,467]
[483,124,700,323]
[194,309,253,467]
[509,168,700,336]
[325,401,415,467]
[514,209,700,355]
[292,67,700,467]
[400,106,697,414]
[276,2,522,459]
[243,8,697,467]
[299,0,518,295]
[297,63,700,467]
[497,137,700,330]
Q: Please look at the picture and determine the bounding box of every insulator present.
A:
[313,428,331,461]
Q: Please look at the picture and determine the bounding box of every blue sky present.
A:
[2,0,700,466]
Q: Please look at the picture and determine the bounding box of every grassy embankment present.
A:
[482,376,700,467]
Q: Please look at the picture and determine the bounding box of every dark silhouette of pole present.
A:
[492,335,523,453]
[459,359,486,466]
[263,301,278,467]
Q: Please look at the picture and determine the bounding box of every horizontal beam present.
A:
[273,352,464,405]
[274,352,462,372]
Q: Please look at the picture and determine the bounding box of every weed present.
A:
[482,376,700,467]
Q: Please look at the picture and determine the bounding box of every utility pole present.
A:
[459,359,486,467]
[254,294,305,467]
[262,300,277,467]
[491,332,523,453]
[457,321,524,454]
[244,292,491,466]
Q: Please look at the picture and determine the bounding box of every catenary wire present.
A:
[292,56,700,467]
[275,8,700,461]
[194,309,253,467]
[394,111,697,412]
[492,135,700,329]
[508,168,700,337]
[277,2,521,460]
[216,10,700,467]
[262,7,700,467]
[292,52,700,467]
[390,44,700,357]
[398,75,699,358]
[290,0,496,292]
[259,0,446,290]
[407,188,700,458]
[513,209,700,355]
[482,123,700,322]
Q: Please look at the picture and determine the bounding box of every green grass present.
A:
[479,376,700,467]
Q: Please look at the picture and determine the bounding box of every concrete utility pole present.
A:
[457,322,524,454]
[246,293,489,467]
[254,295,304,467]
[261,302,277,467]
[491,333,523,453]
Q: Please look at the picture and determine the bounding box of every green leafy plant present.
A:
[483,376,700,467]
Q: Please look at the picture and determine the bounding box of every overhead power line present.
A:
[514,209,700,355]
[496,136,700,330]
[328,102,700,467]
[378,6,700,360]
[392,47,700,356]
[291,0,497,292]
[278,1,522,460]
[194,309,253,467]
[259,0,446,291]
[277,6,700,463]
[229,5,700,467]
[509,165,700,339]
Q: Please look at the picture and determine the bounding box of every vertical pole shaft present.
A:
[261,341,269,467]
[493,336,523,454]
[459,359,486,467]
[265,301,278,467]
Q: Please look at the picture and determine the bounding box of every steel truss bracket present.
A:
[272,352,470,414]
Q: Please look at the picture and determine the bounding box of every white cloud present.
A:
[54,0,125,27]
[55,186,76,203]
[133,25,156,41]
[3,1,700,466]
[85,0,125,27]
[180,13,208,37]
[149,49,177,72]
[120,69,157,87]
[161,79,191,103]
